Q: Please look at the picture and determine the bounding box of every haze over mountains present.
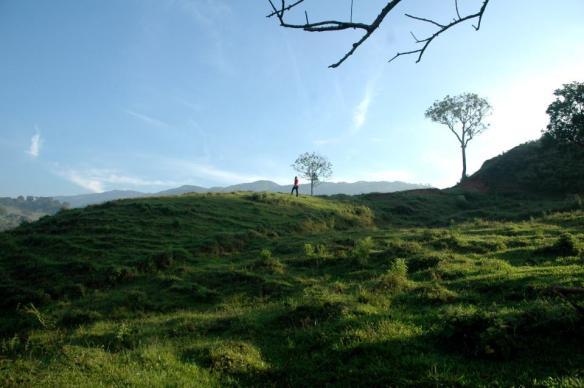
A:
[55,180,430,208]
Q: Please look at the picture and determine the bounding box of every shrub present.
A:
[259,248,272,261]
[384,240,423,258]
[304,243,329,259]
[254,249,285,274]
[304,243,315,257]
[303,243,330,267]
[205,341,267,375]
[315,244,329,258]
[377,258,409,293]
[248,192,268,202]
[352,237,374,266]
[538,233,580,257]
[390,258,408,277]
[415,283,457,304]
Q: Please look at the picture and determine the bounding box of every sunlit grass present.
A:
[0,192,582,386]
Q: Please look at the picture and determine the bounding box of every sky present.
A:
[0,0,583,197]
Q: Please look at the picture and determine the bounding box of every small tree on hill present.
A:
[544,81,584,147]
[425,93,492,182]
[292,152,332,196]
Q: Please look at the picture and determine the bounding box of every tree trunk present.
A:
[461,145,467,181]
[310,179,314,196]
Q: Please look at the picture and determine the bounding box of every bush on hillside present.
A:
[253,249,285,274]
[202,341,268,375]
[352,237,374,266]
[376,258,409,293]
[537,233,580,257]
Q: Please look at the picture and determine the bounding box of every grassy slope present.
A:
[0,191,583,386]
[462,139,584,194]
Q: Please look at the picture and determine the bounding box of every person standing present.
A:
[291,176,299,197]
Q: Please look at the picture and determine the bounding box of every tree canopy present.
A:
[292,152,333,195]
[544,81,584,147]
[425,93,492,181]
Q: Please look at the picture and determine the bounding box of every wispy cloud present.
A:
[63,171,105,193]
[176,97,203,111]
[55,167,178,193]
[349,63,386,134]
[175,0,233,74]
[27,128,42,158]
[174,160,267,184]
[353,93,371,131]
[125,109,170,128]
[54,157,287,194]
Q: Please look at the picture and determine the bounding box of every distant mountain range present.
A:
[54,180,430,208]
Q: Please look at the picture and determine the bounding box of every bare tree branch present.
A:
[266,0,305,18]
[404,13,445,29]
[268,0,403,68]
[390,0,490,64]
[267,0,491,68]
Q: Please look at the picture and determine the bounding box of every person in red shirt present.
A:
[291,176,299,197]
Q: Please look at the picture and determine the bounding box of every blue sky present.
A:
[1,0,583,196]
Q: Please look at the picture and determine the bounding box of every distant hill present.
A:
[0,196,67,231]
[54,190,146,208]
[461,139,584,194]
[51,180,430,208]
[155,185,208,196]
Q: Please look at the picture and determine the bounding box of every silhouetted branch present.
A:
[267,0,491,68]
[267,0,403,68]
[404,14,445,29]
[390,0,490,63]
[265,0,305,18]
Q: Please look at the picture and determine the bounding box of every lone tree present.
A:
[543,81,584,147]
[267,0,490,68]
[292,152,333,196]
[425,93,492,182]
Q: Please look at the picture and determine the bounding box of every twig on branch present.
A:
[267,0,402,68]
[455,0,462,20]
[266,0,490,68]
[404,13,445,28]
[265,0,305,18]
[390,0,490,63]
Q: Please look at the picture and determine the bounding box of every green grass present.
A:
[0,191,583,386]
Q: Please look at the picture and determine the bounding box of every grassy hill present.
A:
[0,191,582,386]
[462,139,584,194]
